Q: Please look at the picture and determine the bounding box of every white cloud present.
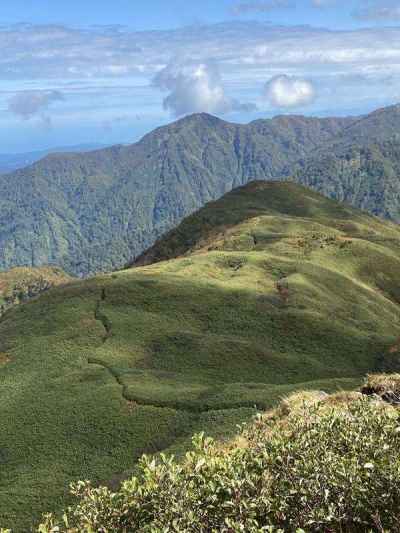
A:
[264,75,316,108]
[8,90,64,120]
[153,60,256,117]
[2,22,399,83]
[1,21,400,121]
[1,22,400,85]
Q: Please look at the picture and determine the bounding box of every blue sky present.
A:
[0,0,389,30]
[1,0,400,151]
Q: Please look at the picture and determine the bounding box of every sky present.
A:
[1,0,400,151]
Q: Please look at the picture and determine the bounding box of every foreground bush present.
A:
[362,373,400,404]
[39,393,400,532]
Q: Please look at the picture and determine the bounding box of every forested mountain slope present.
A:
[2,104,400,277]
[295,138,400,222]
[0,113,355,276]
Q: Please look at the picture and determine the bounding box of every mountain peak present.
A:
[173,111,230,127]
[2,102,400,276]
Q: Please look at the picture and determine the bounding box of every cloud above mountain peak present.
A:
[153,60,256,117]
[1,20,400,147]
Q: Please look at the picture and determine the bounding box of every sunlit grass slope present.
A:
[1,181,400,530]
[0,266,71,307]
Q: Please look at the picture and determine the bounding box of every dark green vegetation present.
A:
[295,139,400,221]
[0,102,400,276]
[2,181,400,530]
[6,103,400,276]
[39,382,400,532]
[0,112,353,276]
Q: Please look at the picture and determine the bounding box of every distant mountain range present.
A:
[1,104,400,276]
[0,143,108,174]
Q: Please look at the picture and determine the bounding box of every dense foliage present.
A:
[4,105,400,276]
[294,139,400,223]
[38,394,400,532]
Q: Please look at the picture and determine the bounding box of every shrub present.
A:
[38,394,400,532]
[362,373,400,404]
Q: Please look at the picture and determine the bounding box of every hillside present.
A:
[329,103,400,146]
[295,140,400,221]
[3,105,400,278]
[0,112,356,276]
[0,266,71,314]
[2,181,400,530]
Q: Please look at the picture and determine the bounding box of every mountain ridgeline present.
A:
[2,104,400,276]
[0,144,107,174]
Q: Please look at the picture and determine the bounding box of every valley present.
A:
[3,5,400,531]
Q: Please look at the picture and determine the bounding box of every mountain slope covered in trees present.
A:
[2,181,400,530]
[2,104,400,277]
[0,112,358,276]
[295,138,400,220]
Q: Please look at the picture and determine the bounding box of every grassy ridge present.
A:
[1,181,400,529]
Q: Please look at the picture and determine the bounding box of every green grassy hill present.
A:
[2,181,400,530]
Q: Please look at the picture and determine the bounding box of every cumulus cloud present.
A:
[1,22,400,120]
[231,1,293,14]
[8,90,64,120]
[153,60,256,117]
[264,75,316,108]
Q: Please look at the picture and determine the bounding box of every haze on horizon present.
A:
[1,0,400,152]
